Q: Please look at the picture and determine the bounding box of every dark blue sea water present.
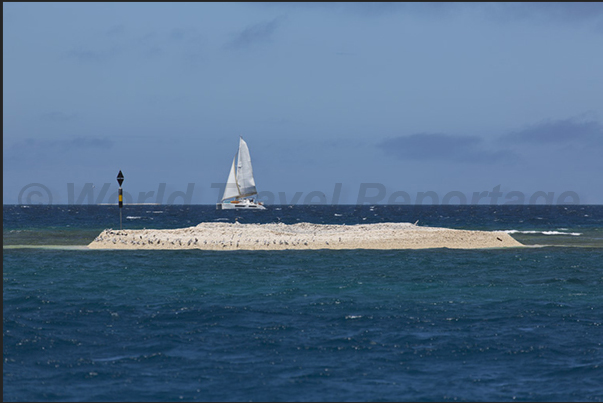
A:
[4,205,603,401]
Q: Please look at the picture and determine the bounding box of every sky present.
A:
[3,2,603,205]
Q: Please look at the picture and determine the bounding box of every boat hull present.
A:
[217,200,266,210]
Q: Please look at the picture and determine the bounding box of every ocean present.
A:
[3,205,603,402]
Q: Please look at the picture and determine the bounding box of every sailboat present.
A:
[217,137,266,210]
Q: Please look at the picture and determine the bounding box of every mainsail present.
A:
[221,137,258,201]
[236,137,257,197]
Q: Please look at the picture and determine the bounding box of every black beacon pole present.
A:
[117,170,124,230]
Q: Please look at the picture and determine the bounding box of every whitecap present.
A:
[92,355,132,362]
[542,231,581,236]
[504,230,581,236]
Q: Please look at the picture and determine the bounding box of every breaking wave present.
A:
[504,230,582,236]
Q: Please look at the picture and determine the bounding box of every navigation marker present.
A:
[117,170,124,230]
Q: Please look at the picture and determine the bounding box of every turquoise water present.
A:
[3,205,603,401]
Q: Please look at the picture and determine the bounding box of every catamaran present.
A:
[217,137,266,210]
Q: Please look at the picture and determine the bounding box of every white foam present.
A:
[504,230,581,236]
[541,231,581,236]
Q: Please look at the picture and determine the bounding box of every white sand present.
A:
[87,222,523,250]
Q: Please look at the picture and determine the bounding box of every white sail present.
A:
[236,137,257,197]
[221,156,240,201]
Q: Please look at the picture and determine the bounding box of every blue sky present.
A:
[4,2,603,205]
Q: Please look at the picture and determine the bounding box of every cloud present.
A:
[483,2,603,25]
[261,2,460,18]
[64,26,207,66]
[65,137,114,149]
[501,117,603,146]
[380,116,603,166]
[39,112,78,122]
[65,46,121,63]
[5,137,114,168]
[5,137,116,176]
[106,24,125,37]
[225,18,281,50]
[13,137,114,150]
[4,138,122,189]
[261,3,603,25]
[378,133,517,164]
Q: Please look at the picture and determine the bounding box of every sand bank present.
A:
[87,222,523,250]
